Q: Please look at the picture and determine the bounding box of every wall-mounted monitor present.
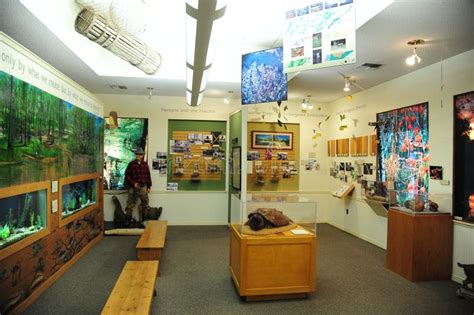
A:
[241,47,288,105]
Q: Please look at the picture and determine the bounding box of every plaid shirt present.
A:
[124,159,152,189]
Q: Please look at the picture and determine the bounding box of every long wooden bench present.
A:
[102,260,159,315]
[136,220,168,261]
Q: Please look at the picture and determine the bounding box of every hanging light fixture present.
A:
[405,39,424,66]
[301,95,313,110]
[74,8,161,75]
[185,0,227,107]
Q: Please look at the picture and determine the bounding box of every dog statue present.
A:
[456,262,474,299]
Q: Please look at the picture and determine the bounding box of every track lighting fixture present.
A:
[147,87,153,100]
[223,91,234,104]
[301,95,313,110]
[405,39,424,66]
[343,79,351,92]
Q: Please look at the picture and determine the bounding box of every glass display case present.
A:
[388,190,451,214]
[229,192,317,298]
[361,180,394,203]
[0,181,51,260]
[230,192,317,235]
[59,173,98,226]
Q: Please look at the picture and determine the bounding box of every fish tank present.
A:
[59,173,98,227]
[0,181,51,260]
[388,190,451,214]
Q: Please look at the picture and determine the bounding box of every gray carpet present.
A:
[24,224,474,314]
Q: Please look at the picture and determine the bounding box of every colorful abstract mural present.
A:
[377,103,429,209]
[453,91,474,222]
[103,118,148,190]
[0,71,103,188]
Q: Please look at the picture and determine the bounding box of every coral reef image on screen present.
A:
[0,190,47,250]
[377,103,429,209]
[104,118,148,190]
[241,47,288,105]
[453,91,474,221]
[0,71,103,188]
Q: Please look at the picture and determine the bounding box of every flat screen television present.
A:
[241,47,288,105]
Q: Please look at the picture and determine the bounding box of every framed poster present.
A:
[251,131,293,150]
[231,147,241,190]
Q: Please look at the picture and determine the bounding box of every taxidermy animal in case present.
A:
[246,208,291,231]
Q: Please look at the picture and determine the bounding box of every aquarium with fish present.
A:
[376,103,430,210]
[60,176,97,221]
[0,183,49,254]
[230,192,317,235]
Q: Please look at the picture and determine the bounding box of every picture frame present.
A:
[231,147,241,190]
[251,131,293,150]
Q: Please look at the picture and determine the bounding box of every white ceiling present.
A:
[1,0,473,104]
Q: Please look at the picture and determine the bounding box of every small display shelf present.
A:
[59,173,98,227]
[0,181,51,260]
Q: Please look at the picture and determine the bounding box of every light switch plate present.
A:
[52,199,58,213]
[52,181,58,193]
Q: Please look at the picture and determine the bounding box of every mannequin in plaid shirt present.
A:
[124,148,152,222]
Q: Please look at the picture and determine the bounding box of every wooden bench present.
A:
[102,260,159,315]
[136,220,168,261]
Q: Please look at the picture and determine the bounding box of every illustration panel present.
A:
[376,103,429,207]
[453,91,474,222]
[251,131,293,150]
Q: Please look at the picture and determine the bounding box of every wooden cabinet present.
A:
[229,224,317,300]
[386,208,453,281]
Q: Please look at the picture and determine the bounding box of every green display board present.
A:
[167,120,226,191]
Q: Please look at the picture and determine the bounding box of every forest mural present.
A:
[0,70,103,188]
[104,117,148,190]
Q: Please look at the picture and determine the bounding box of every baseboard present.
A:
[10,234,104,315]
[326,222,386,249]
[452,274,464,284]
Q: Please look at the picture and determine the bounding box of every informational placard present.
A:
[283,0,356,73]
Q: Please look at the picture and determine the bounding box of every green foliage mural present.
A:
[0,71,103,187]
[104,118,148,190]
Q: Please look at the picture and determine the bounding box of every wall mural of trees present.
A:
[0,71,103,188]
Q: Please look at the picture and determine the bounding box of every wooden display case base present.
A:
[229,224,316,299]
[386,208,453,282]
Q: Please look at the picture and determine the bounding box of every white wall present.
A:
[96,94,332,224]
[324,50,474,280]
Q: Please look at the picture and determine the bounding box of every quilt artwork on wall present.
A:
[0,71,103,188]
[377,102,429,207]
[453,91,474,222]
[103,118,148,190]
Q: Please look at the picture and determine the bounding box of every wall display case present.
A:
[229,193,317,299]
[247,122,299,191]
[59,173,98,227]
[0,181,51,260]
[167,120,226,191]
